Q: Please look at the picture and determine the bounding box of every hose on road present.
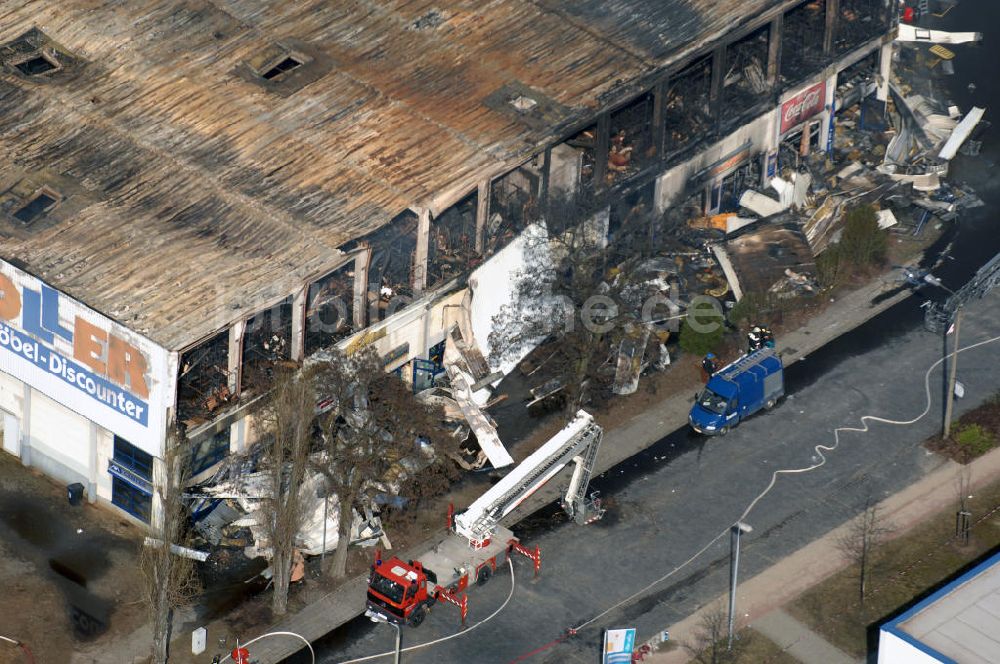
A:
[565,332,1000,637]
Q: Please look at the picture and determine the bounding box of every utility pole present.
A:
[728,522,752,650]
[943,306,962,439]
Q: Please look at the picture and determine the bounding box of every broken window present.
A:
[189,430,230,476]
[427,190,479,289]
[663,55,714,160]
[781,0,828,85]
[305,262,356,356]
[835,0,890,54]
[836,50,880,110]
[366,211,418,320]
[177,330,232,424]
[721,26,772,130]
[487,167,540,256]
[12,190,58,225]
[607,92,655,184]
[608,182,656,260]
[241,297,293,393]
[564,124,597,190]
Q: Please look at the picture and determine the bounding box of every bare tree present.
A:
[489,194,665,416]
[837,494,892,605]
[312,346,454,579]
[684,603,743,664]
[954,466,973,545]
[139,427,201,664]
[254,367,315,615]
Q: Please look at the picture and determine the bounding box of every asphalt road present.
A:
[309,280,999,664]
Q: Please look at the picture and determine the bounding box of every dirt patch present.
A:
[0,453,146,664]
[925,391,1000,462]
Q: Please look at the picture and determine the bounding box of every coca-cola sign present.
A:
[780,82,826,134]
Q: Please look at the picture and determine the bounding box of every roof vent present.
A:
[260,55,303,81]
[12,189,59,226]
[410,10,446,30]
[1,28,77,80]
[14,52,59,76]
[510,95,538,112]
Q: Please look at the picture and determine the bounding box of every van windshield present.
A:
[370,573,405,603]
[698,389,728,415]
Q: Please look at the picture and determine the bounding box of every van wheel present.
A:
[764,398,776,410]
[476,565,492,587]
[408,606,426,628]
[718,426,729,436]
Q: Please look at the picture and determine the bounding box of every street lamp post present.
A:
[366,609,402,664]
[728,522,753,650]
[943,305,963,439]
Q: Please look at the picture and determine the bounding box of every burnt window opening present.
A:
[366,211,417,320]
[607,92,655,185]
[305,262,356,356]
[564,124,598,190]
[261,56,303,80]
[607,182,656,260]
[835,0,891,54]
[781,0,828,85]
[177,330,232,424]
[427,190,479,290]
[663,55,714,159]
[14,53,58,76]
[721,26,772,130]
[487,167,540,257]
[241,297,293,394]
[12,190,58,225]
[836,50,880,110]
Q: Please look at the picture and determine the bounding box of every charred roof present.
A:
[0,0,785,350]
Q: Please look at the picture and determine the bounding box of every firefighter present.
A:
[702,353,718,381]
[747,326,763,352]
[760,325,775,348]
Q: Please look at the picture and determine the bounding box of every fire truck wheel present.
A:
[408,606,426,628]
[476,565,492,587]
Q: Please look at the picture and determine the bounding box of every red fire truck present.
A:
[366,411,605,627]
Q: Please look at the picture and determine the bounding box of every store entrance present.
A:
[709,159,761,214]
[110,436,153,523]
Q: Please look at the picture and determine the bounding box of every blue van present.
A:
[688,348,784,435]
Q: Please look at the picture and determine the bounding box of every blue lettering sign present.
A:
[0,321,148,426]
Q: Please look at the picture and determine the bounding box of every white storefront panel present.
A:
[0,260,172,457]
[29,390,91,476]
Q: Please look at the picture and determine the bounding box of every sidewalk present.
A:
[642,440,1000,663]
[754,609,860,664]
[90,278,911,664]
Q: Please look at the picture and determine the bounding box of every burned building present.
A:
[0,0,895,527]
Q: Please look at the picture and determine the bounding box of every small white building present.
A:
[878,551,1000,664]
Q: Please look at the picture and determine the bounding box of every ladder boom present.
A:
[454,410,603,542]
